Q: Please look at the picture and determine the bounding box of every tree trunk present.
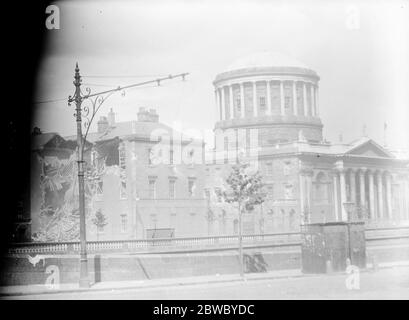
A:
[238,203,243,278]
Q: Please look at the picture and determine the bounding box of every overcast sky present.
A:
[35,0,409,151]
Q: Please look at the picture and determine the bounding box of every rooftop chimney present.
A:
[108,108,115,127]
[137,107,159,122]
[97,116,109,133]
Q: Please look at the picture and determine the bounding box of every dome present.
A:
[223,52,310,73]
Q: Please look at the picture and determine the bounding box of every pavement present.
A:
[1,260,409,298]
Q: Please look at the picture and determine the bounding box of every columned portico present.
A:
[385,173,392,220]
[368,171,375,220]
[376,172,384,219]
[339,169,348,221]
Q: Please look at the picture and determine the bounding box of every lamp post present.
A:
[68,63,189,288]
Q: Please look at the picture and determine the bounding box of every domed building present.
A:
[205,52,409,235]
[213,52,322,145]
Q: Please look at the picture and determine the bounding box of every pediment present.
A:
[345,140,394,158]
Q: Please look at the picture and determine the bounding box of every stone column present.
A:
[385,173,393,220]
[266,80,272,115]
[310,83,315,117]
[368,171,375,220]
[359,169,366,209]
[292,81,298,116]
[299,174,306,224]
[252,81,258,117]
[377,172,384,219]
[240,83,245,118]
[280,81,285,116]
[339,169,348,221]
[333,172,339,221]
[229,85,234,119]
[215,89,222,120]
[303,82,308,116]
[220,87,226,120]
[315,86,319,116]
[349,170,356,203]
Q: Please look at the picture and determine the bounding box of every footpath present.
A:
[1,260,408,297]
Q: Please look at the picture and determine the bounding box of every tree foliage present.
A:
[220,162,266,212]
[92,209,108,230]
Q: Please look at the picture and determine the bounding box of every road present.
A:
[5,266,409,300]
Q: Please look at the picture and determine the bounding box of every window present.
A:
[285,96,291,109]
[119,143,127,199]
[169,149,174,165]
[215,187,222,202]
[96,177,103,197]
[188,179,195,197]
[148,179,156,199]
[259,96,266,109]
[266,162,273,175]
[169,179,176,199]
[148,148,152,165]
[204,189,210,200]
[236,94,241,111]
[120,214,128,233]
[283,161,291,176]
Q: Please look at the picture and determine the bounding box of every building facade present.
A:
[206,52,409,234]
[30,52,409,241]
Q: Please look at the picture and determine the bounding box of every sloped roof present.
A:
[31,132,59,150]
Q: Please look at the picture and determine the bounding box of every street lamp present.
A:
[68,63,189,288]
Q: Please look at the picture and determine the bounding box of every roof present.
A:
[31,132,59,150]
[65,120,195,144]
[258,136,405,161]
[223,52,310,73]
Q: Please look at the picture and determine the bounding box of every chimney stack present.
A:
[137,107,159,122]
[108,108,116,127]
[97,116,109,133]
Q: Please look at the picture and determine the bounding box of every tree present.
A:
[219,162,266,277]
[92,209,108,241]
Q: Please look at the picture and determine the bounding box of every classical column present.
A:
[280,81,285,116]
[229,85,234,119]
[333,172,339,221]
[368,171,375,220]
[377,172,384,219]
[252,81,258,117]
[359,169,366,208]
[266,80,272,115]
[310,83,315,117]
[292,81,297,116]
[299,174,306,224]
[349,170,356,203]
[240,83,245,118]
[215,89,222,120]
[221,87,226,120]
[303,82,308,116]
[315,86,320,116]
[339,170,348,221]
[385,173,393,220]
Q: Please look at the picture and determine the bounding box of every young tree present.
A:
[92,209,108,241]
[220,162,266,277]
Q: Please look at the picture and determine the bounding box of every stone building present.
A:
[80,108,207,240]
[206,52,409,234]
[30,52,409,241]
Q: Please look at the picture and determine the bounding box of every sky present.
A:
[35,0,409,151]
